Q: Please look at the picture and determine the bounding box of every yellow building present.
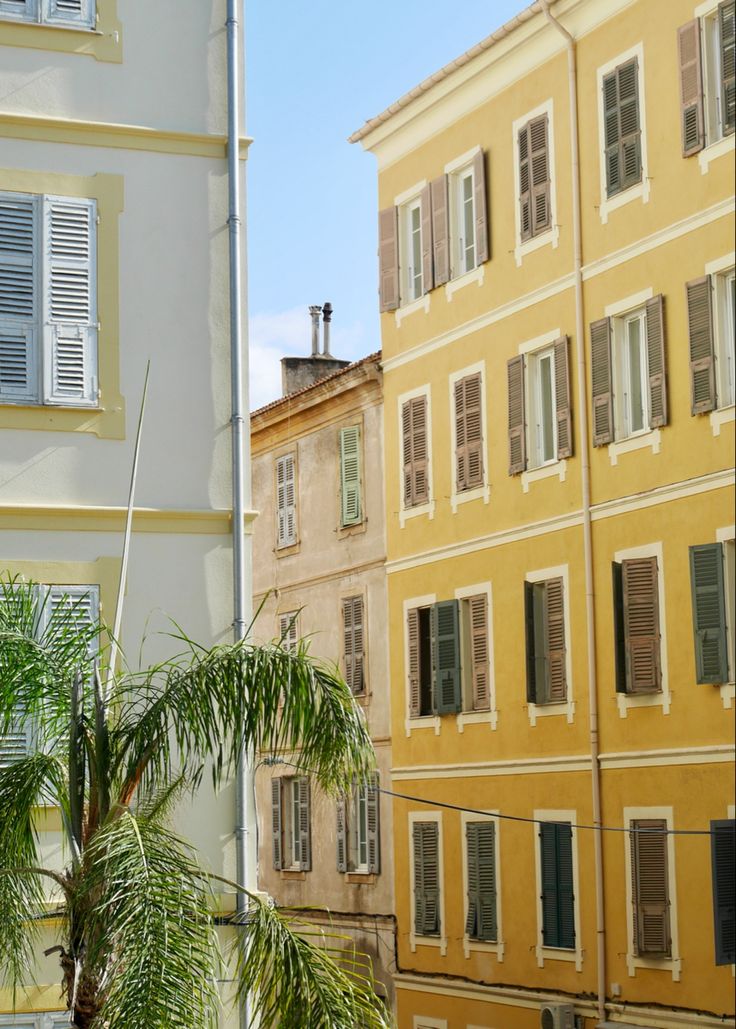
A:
[351,1,735,1027]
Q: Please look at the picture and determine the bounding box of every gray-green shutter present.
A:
[507,355,526,474]
[540,822,575,949]
[336,796,347,873]
[413,821,440,936]
[378,207,399,312]
[271,778,282,870]
[339,425,362,526]
[690,543,729,684]
[603,58,642,197]
[367,775,380,874]
[646,295,667,428]
[432,600,461,714]
[591,317,613,446]
[0,192,37,403]
[687,276,716,414]
[298,777,311,871]
[721,1,736,135]
[711,819,736,965]
[678,20,705,155]
[466,821,497,941]
[465,822,480,937]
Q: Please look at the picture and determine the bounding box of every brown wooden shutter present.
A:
[590,317,614,446]
[554,336,573,459]
[646,294,668,428]
[454,377,467,491]
[336,796,347,872]
[420,183,434,293]
[402,400,413,506]
[678,20,705,156]
[455,373,483,490]
[411,396,429,505]
[378,207,399,312]
[686,276,716,414]
[507,355,526,474]
[408,607,421,718]
[530,115,551,236]
[631,820,671,956]
[469,594,490,711]
[430,175,450,286]
[473,150,489,264]
[721,1,736,135]
[342,596,364,695]
[271,778,282,870]
[623,556,661,694]
[545,578,567,702]
[519,125,532,242]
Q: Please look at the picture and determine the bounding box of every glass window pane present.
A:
[462,173,475,272]
[411,204,422,300]
[540,354,555,462]
[627,316,645,433]
[358,787,368,868]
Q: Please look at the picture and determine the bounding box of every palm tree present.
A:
[0,579,390,1029]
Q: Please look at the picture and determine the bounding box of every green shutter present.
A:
[413,822,440,936]
[690,544,729,684]
[432,600,461,714]
[540,822,575,949]
[469,821,497,942]
[339,425,362,526]
[711,819,736,965]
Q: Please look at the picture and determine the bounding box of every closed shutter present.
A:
[530,116,551,236]
[687,276,716,414]
[540,822,575,949]
[430,176,449,286]
[297,777,311,871]
[646,294,668,428]
[518,124,532,242]
[339,425,362,526]
[469,594,490,712]
[45,0,95,29]
[466,821,497,941]
[472,150,489,264]
[465,821,480,937]
[342,595,365,695]
[631,820,670,956]
[678,20,705,156]
[420,183,434,294]
[507,355,526,474]
[336,796,347,873]
[0,325,35,403]
[271,778,282,870]
[612,562,628,693]
[603,58,642,197]
[278,612,298,652]
[455,373,483,491]
[554,336,572,459]
[407,608,421,718]
[711,819,736,965]
[367,775,380,874]
[402,396,429,507]
[41,584,100,661]
[432,600,461,714]
[690,544,729,683]
[276,453,297,547]
[0,0,34,18]
[378,207,399,312]
[524,580,538,704]
[0,193,38,403]
[591,317,613,446]
[413,821,440,936]
[42,196,97,407]
[623,557,661,694]
[721,1,736,135]
[0,584,29,764]
[545,578,567,703]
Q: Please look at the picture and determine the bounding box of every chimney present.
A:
[280,304,350,396]
[322,302,333,357]
[309,305,322,356]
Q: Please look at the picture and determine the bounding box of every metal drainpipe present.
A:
[538,2,607,1024]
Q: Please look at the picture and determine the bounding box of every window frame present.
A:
[527,345,558,468]
[403,592,438,736]
[511,99,559,264]
[449,162,476,279]
[596,43,650,223]
[715,266,735,408]
[614,306,650,440]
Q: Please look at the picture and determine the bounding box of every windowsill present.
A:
[409,932,447,956]
[0,397,125,440]
[710,404,735,436]
[463,936,504,961]
[457,708,497,732]
[337,519,367,540]
[280,869,307,881]
[528,698,574,726]
[399,499,435,529]
[275,540,300,558]
[395,293,430,327]
[617,687,670,718]
[514,225,559,267]
[450,483,489,513]
[720,682,735,709]
[522,459,567,492]
[0,4,122,63]
[445,264,484,300]
[405,714,441,738]
[608,428,661,465]
[353,691,370,707]
[626,951,681,982]
[345,871,377,885]
[536,944,583,972]
[599,178,650,224]
[699,132,735,174]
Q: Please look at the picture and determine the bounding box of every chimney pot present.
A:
[322,301,333,357]
[308,305,322,356]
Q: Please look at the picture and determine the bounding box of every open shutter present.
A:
[711,819,736,965]
[271,779,282,870]
[612,562,628,693]
[420,183,434,293]
[430,176,449,286]
[477,822,497,941]
[378,207,399,312]
[678,20,705,156]
[404,395,429,506]
[0,708,29,767]
[518,124,532,242]
[473,150,489,264]
[631,820,670,956]
[646,294,667,428]
[336,796,347,873]
[342,595,364,695]
[545,578,567,703]
[603,69,622,196]
[524,581,537,703]
[623,557,661,694]
[721,1,736,135]
[507,355,526,474]
[690,544,729,683]
[339,425,362,526]
[554,336,572,459]
[367,775,380,874]
[44,0,95,28]
[530,116,551,236]
[42,197,97,407]
[687,276,716,414]
[407,608,421,718]
[297,777,311,871]
[0,193,38,403]
[413,823,426,934]
[469,594,490,712]
[454,377,467,492]
[591,317,613,446]
[432,600,461,714]
[465,822,480,937]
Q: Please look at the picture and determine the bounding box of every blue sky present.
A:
[245,0,529,409]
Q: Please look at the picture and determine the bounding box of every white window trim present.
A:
[460,809,504,961]
[711,258,735,420]
[454,581,497,731]
[444,147,480,282]
[399,194,424,308]
[596,43,650,223]
[403,592,439,737]
[716,524,736,708]
[448,361,490,513]
[525,565,575,725]
[614,541,670,717]
[533,808,583,971]
[511,99,559,266]
[623,805,681,980]
[445,263,485,301]
[398,385,435,527]
[408,810,446,955]
[413,1018,447,1029]
[394,179,430,322]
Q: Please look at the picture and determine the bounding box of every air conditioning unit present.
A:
[540,1003,576,1029]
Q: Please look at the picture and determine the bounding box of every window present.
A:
[602,58,642,197]
[590,296,667,446]
[278,611,298,652]
[407,605,434,717]
[630,820,671,957]
[271,776,311,871]
[686,271,735,413]
[507,337,572,475]
[539,821,575,949]
[336,776,380,874]
[400,196,424,304]
[518,115,551,240]
[679,3,735,156]
[401,395,429,508]
[465,821,497,942]
[339,425,362,526]
[524,577,567,705]
[0,191,98,408]
[710,818,735,965]
[412,820,440,937]
[453,372,483,492]
[0,0,95,29]
[342,595,364,695]
[612,556,661,695]
[689,542,733,683]
[275,452,297,548]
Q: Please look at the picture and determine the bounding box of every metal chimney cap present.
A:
[322,302,333,321]
[308,304,322,315]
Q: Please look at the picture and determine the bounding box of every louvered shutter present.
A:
[41,585,100,663]
[342,595,364,695]
[645,295,668,428]
[432,600,461,714]
[721,1,736,135]
[545,578,567,703]
[541,822,575,949]
[524,581,537,703]
[414,822,440,936]
[271,778,282,870]
[591,317,614,446]
[604,59,642,197]
[556,824,576,950]
[469,594,490,712]
[0,584,29,765]
[420,183,434,294]
[612,562,628,694]
[678,20,705,156]
[278,612,298,652]
[430,175,450,286]
[367,775,380,874]
[686,276,716,414]
[623,557,661,694]
[0,0,34,19]
[530,116,551,236]
[711,819,736,965]
[297,777,311,871]
[466,821,497,941]
[690,544,729,684]
[455,373,483,491]
[403,396,429,507]
[44,0,95,28]
[631,820,670,956]
[507,355,526,474]
[554,336,572,459]
[0,193,38,403]
[339,425,362,526]
[455,377,467,491]
[465,822,480,937]
[42,197,97,407]
[378,207,399,312]
[518,124,532,242]
[407,608,421,718]
[473,150,489,264]
[276,453,297,547]
[336,796,347,872]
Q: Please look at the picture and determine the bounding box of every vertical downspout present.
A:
[539,3,606,1024]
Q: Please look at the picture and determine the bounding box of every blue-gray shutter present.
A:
[432,600,461,714]
[540,822,575,949]
[711,819,735,965]
[0,0,35,19]
[45,0,95,29]
[0,192,38,403]
[603,58,642,197]
[413,821,440,936]
[690,544,729,684]
[721,1,735,135]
